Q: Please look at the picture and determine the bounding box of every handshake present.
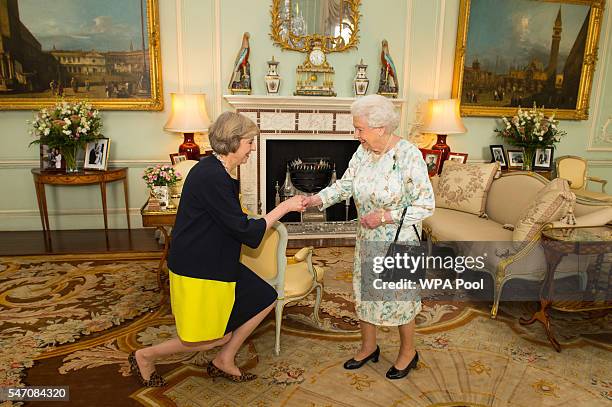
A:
[281,195,322,213]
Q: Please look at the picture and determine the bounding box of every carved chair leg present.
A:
[313,283,323,325]
[274,300,285,356]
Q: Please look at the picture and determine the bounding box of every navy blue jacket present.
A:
[168,156,266,282]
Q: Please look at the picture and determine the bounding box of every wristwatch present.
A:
[380,210,386,225]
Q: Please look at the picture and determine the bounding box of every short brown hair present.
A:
[209,112,259,155]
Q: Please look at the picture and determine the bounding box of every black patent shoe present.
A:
[386,351,419,380]
[343,346,380,370]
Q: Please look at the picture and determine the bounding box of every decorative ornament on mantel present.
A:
[354,58,369,97]
[377,39,399,98]
[295,39,336,97]
[265,56,281,95]
[228,32,252,95]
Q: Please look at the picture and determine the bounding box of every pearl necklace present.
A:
[212,151,232,173]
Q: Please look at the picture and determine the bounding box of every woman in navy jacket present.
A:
[129,112,306,386]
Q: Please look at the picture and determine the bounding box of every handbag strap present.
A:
[393,207,421,242]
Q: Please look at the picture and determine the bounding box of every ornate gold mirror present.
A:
[270,0,361,53]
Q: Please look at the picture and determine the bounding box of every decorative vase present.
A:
[151,186,169,209]
[354,58,369,97]
[265,56,281,95]
[523,148,535,171]
[62,145,79,173]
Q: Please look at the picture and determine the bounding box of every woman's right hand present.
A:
[282,195,307,213]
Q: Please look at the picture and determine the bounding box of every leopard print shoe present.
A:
[128,351,167,387]
[207,361,257,382]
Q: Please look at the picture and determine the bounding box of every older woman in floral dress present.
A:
[305,94,434,379]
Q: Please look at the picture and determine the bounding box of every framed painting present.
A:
[451,0,605,120]
[0,0,162,111]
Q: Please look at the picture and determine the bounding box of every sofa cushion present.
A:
[485,173,548,225]
[513,178,575,244]
[435,161,498,216]
[424,207,512,242]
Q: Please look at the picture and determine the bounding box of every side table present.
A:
[140,202,176,291]
[32,168,131,234]
[519,226,611,351]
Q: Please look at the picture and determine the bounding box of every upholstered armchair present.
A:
[240,221,324,355]
[556,155,611,203]
[172,159,199,194]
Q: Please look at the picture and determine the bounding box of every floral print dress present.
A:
[318,139,435,326]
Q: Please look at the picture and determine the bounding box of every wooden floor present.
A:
[0,229,163,256]
[0,229,354,256]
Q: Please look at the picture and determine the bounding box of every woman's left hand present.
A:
[360,211,383,229]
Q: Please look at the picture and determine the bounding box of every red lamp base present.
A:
[431,134,450,174]
[178,132,201,161]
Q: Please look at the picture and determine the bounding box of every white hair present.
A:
[351,94,400,133]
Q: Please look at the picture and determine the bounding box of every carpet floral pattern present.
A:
[0,253,161,391]
[0,248,610,406]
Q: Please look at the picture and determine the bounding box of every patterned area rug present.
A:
[0,249,610,406]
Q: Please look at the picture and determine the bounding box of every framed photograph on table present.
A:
[506,149,525,169]
[447,152,468,164]
[533,147,554,171]
[40,144,64,171]
[490,145,507,169]
[84,138,110,171]
[169,153,188,165]
[0,0,163,111]
[451,0,605,120]
[419,148,443,177]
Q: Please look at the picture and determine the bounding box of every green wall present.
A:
[0,0,610,231]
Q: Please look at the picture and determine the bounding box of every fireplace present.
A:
[266,139,359,222]
[223,95,405,238]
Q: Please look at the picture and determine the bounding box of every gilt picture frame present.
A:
[0,0,162,111]
[451,0,605,120]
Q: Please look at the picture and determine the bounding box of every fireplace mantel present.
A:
[224,94,405,111]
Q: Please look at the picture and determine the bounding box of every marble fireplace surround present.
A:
[224,95,405,219]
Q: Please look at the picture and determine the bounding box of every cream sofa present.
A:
[423,171,612,317]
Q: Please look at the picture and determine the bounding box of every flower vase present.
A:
[151,186,169,209]
[62,145,79,173]
[523,148,535,171]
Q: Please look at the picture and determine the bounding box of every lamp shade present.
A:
[421,99,466,135]
[164,93,211,133]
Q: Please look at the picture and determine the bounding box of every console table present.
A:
[140,202,176,290]
[32,168,131,234]
[519,226,611,351]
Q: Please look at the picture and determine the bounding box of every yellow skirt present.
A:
[169,270,236,342]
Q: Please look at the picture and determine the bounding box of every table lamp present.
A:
[164,93,211,160]
[421,99,466,172]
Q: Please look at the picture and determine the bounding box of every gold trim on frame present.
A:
[270,0,361,53]
[0,0,163,111]
[451,0,605,120]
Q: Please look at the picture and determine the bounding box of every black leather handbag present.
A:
[380,207,426,284]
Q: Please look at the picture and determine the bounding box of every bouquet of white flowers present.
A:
[495,104,565,170]
[29,101,103,171]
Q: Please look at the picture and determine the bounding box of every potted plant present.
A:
[29,101,103,172]
[142,164,182,209]
[494,104,565,171]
